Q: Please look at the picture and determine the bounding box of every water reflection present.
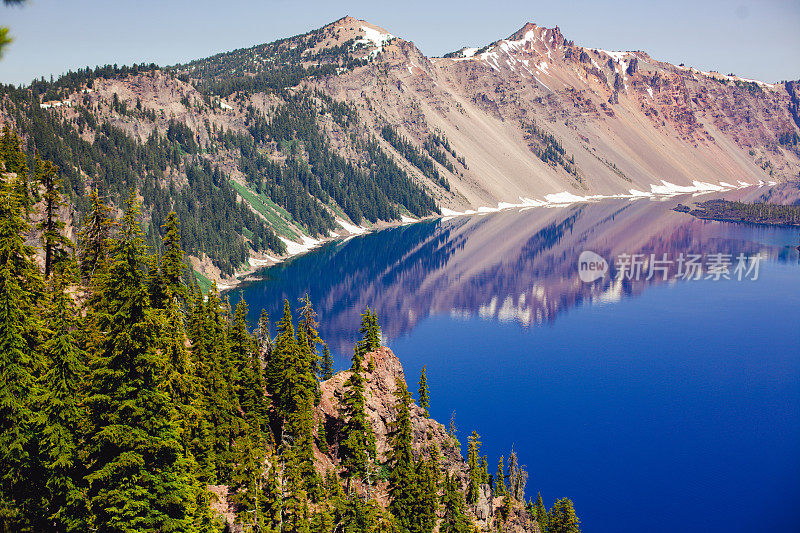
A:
[232,195,799,356]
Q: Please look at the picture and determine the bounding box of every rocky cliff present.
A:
[316,346,539,531]
[2,15,797,286]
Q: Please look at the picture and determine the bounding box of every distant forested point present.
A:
[675,198,800,226]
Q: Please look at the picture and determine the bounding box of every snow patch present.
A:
[336,218,367,235]
[279,237,318,255]
[544,191,590,204]
[355,26,394,57]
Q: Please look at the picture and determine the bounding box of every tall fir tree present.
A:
[84,193,203,532]
[532,492,548,533]
[417,365,430,417]
[388,377,416,530]
[0,164,45,532]
[77,188,113,285]
[466,431,482,505]
[320,343,334,381]
[547,497,581,533]
[159,211,188,306]
[36,158,71,278]
[357,307,381,356]
[440,473,472,533]
[339,341,376,480]
[495,456,507,497]
[35,263,90,532]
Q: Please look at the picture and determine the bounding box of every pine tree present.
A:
[532,492,548,533]
[440,473,472,533]
[230,296,268,434]
[298,294,321,356]
[414,446,440,533]
[229,428,266,528]
[266,300,297,420]
[36,158,71,278]
[84,193,203,532]
[466,431,482,505]
[339,342,376,479]
[35,264,90,531]
[320,343,334,381]
[254,308,272,358]
[159,211,187,305]
[281,446,311,533]
[0,168,45,531]
[388,377,416,530]
[357,307,381,355]
[417,365,430,416]
[547,497,581,533]
[77,188,113,285]
[495,456,507,497]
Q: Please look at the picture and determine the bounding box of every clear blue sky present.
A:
[1,0,798,86]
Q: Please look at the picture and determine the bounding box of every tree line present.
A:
[1,128,579,532]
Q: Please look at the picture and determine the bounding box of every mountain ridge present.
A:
[1,15,798,287]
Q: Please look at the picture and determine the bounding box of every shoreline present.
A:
[216,214,434,293]
[215,179,775,293]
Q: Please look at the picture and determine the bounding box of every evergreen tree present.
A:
[159,211,187,305]
[0,168,45,532]
[77,188,113,285]
[229,428,266,529]
[254,308,272,357]
[547,497,581,533]
[35,264,89,531]
[320,343,334,381]
[339,341,376,479]
[36,158,71,278]
[388,377,416,530]
[266,300,297,420]
[532,492,548,533]
[495,456,507,497]
[466,431,482,505]
[298,294,321,357]
[417,365,430,417]
[84,193,203,532]
[230,296,269,435]
[440,473,472,533]
[414,446,440,533]
[281,446,311,533]
[357,307,381,355]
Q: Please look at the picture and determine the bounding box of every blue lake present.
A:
[231,197,800,532]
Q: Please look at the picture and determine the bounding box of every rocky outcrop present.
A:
[316,347,465,477]
[315,346,539,531]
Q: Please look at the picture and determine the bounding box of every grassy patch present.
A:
[193,270,214,294]
[229,180,301,240]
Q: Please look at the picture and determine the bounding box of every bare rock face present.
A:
[316,346,465,474]
[315,346,542,531]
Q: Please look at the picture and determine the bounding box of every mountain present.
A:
[1,16,798,286]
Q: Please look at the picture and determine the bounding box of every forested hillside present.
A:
[0,19,443,284]
[0,131,579,532]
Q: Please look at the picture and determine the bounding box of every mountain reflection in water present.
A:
[232,194,797,357]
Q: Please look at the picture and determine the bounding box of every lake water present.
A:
[231,195,800,532]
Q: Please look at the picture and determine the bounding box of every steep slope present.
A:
[1,16,797,286]
[316,19,800,210]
